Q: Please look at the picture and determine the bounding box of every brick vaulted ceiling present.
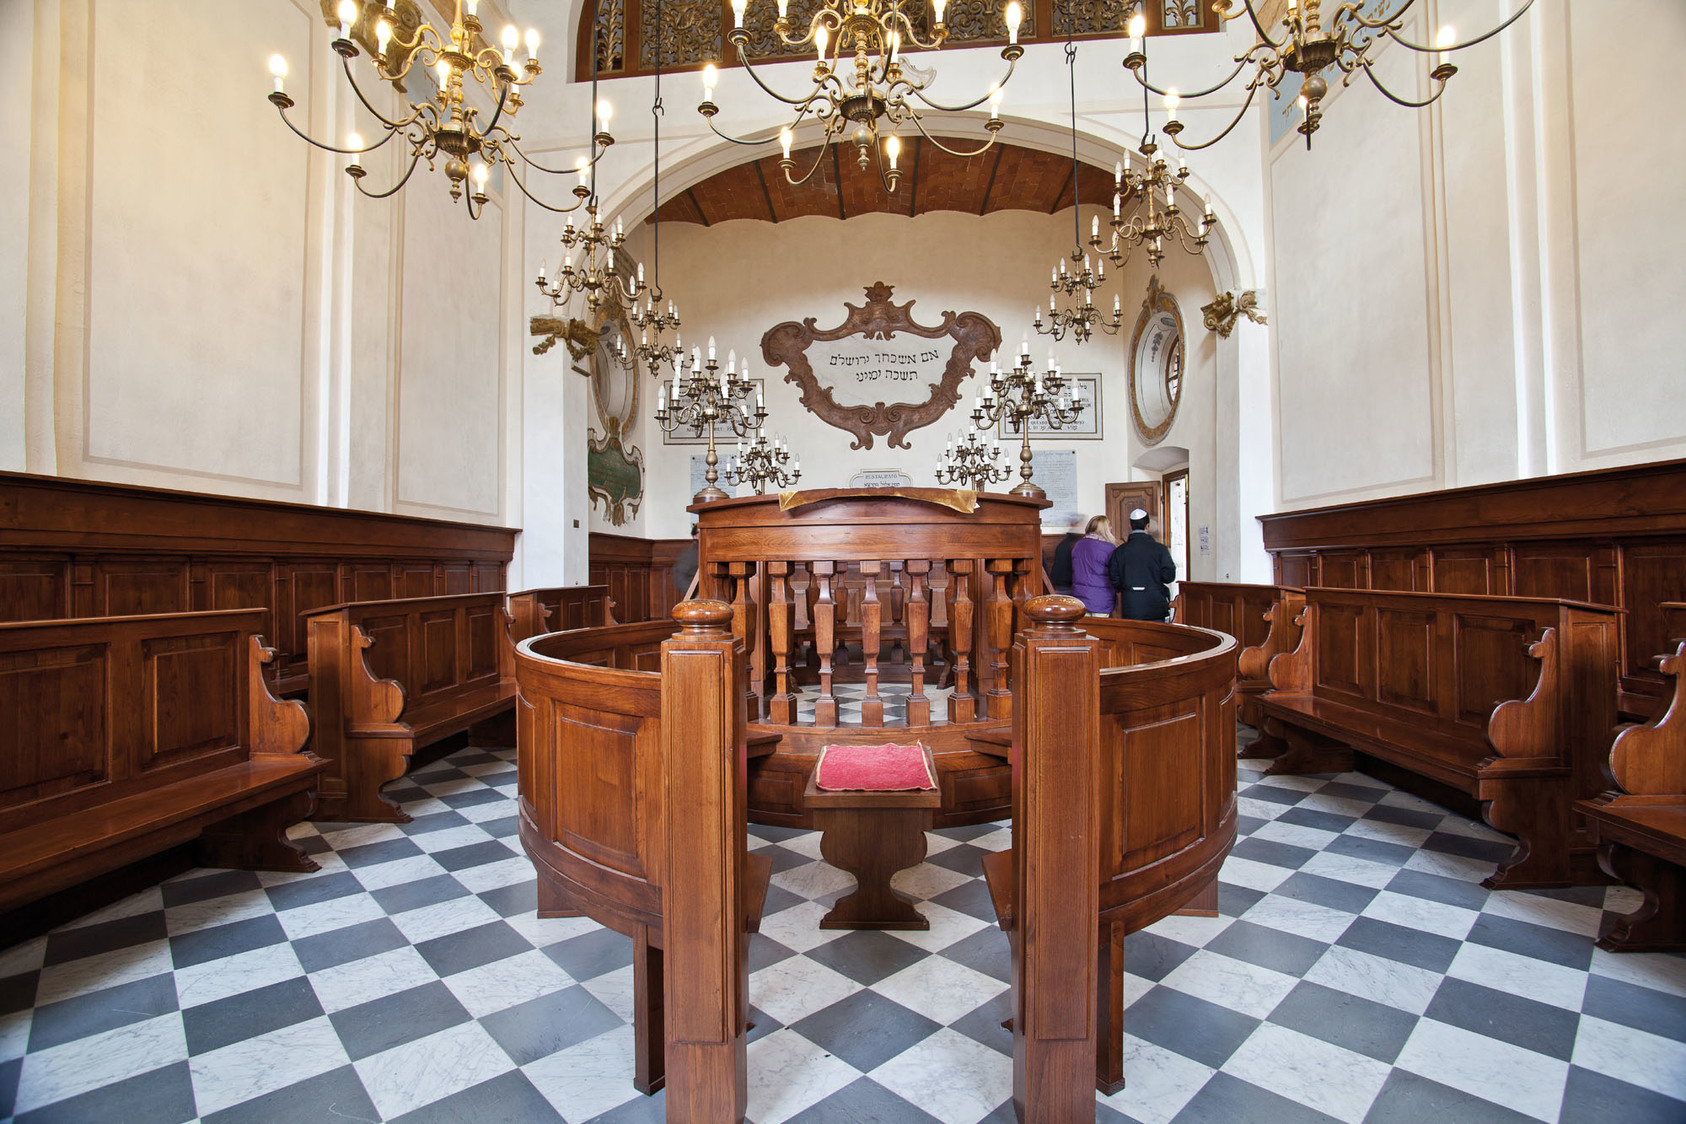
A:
[654,137,1121,224]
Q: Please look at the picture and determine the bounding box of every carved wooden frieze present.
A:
[760,283,1000,451]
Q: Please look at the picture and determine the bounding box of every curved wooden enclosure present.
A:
[692,489,1048,829]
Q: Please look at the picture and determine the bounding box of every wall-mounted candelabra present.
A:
[724,431,801,494]
[971,341,1087,499]
[653,338,768,501]
[935,425,1008,491]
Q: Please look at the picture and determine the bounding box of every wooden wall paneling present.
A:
[1317,551,1370,589]
[0,557,73,621]
[1368,549,1425,591]
[1510,542,1602,602]
[442,562,474,595]
[1276,552,1317,588]
[1431,547,1503,595]
[94,558,193,617]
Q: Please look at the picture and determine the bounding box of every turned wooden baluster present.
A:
[985,559,1017,720]
[860,560,884,726]
[813,561,838,727]
[906,560,932,727]
[948,559,976,723]
[888,565,908,665]
[726,561,760,719]
[768,562,796,724]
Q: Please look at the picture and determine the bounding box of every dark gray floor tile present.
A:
[939,926,1011,983]
[391,1071,563,1124]
[292,917,408,972]
[337,836,425,868]
[1580,972,1686,1042]
[478,879,538,918]
[479,985,623,1066]
[415,920,531,977]
[169,914,288,971]
[1361,804,1445,831]
[369,874,469,916]
[1230,837,1318,870]
[759,883,806,917]
[0,1055,19,1117]
[1421,831,1514,863]
[1277,807,1358,834]
[806,930,931,986]
[785,1078,943,1124]
[477,814,522,839]
[329,981,471,1061]
[1383,868,1489,911]
[264,871,366,913]
[791,990,940,1072]
[1122,931,1200,982]
[1218,883,1268,918]
[1125,987,1260,1069]
[544,928,634,981]
[1464,914,1594,971]
[1268,980,1417,1063]
[159,870,263,909]
[439,787,507,810]
[749,932,798,973]
[1236,814,1270,836]
[1324,834,1417,867]
[1239,784,1307,808]
[947,990,1014,1056]
[0,968,39,1015]
[202,1065,378,1124]
[14,1061,195,1124]
[42,911,168,966]
[182,976,324,1055]
[1559,1065,1686,1124]
[582,1089,668,1123]
[746,1005,783,1044]
[401,809,474,835]
[927,877,999,922]
[932,823,1002,842]
[433,840,518,872]
[1316,781,1390,802]
[1527,885,1607,908]
[1337,917,1461,973]
[924,843,991,877]
[1423,978,1580,1060]
[749,823,812,843]
[1276,872,1380,914]
[1362,1068,1537,1123]
[1205,920,1327,977]
[1171,1072,1342,1124]
[757,845,814,876]
[28,973,179,1052]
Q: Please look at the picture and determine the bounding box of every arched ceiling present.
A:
[654,137,1122,224]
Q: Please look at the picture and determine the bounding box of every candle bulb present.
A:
[708,337,716,361]
[269,54,288,94]
[375,18,390,53]
[702,63,718,99]
[1128,11,1145,53]
[1435,24,1455,66]
[780,127,793,160]
[337,0,356,39]
[1164,88,1180,128]
[501,24,518,66]
[525,27,540,64]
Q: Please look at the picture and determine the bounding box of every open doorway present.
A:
[1163,467,1189,581]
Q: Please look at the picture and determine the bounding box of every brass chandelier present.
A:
[1124,0,1537,150]
[725,431,802,494]
[655,341,770,501]
[266,0,610,218]
[697,0,1025,193]
[935,425,1008,492]
[970,343,1087,500]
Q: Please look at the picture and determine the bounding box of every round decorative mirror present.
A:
[1129,276,1184,445]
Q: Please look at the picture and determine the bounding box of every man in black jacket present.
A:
[1108,507,1177,621]
[1047,516,1085,595]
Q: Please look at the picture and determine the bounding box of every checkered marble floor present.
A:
[3,735,1685,1124]
[795,681,955,726]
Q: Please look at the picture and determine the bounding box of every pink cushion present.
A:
[814,743,936,791]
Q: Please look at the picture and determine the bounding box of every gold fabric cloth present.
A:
[776,487,979,513]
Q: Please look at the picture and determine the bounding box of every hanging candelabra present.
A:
[971,342,1087,499]
[534,165,646,316]
[632,0,682,377]
[653,339,768,501]
[934,424,1008,492]
[724,431,801,494]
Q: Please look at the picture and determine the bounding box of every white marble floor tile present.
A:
[579,964,637,1024]
[1161,949,1301,1020]
[1217,855,1295,893]
[1224,1023,1391,1123]
[890,861,975,901]
[1249,819,1341,851]
[756,901,850,955]
[1431,814,1510,842]
[1303,945,1443,1015]
[409,823,497,854]
[0,935,47,978]
[0,1008,31,1062]
[1395,1018,1567,1122]
[163,889,277,936]
[173,941,305,1009]
[1252,775,1326,794]
[397,797,452,819]
[350,853,449,892]
[1237,796,1291,822]
[1602,884,1643,914]
[774,831,827,862]
[521,1025,643,1122]
[387,894,504,945]
[1299,849,1399,888]
[1403,847,1495,884]
[415,777,487,798]
[49,886,164,929]
[502,910,601,950]
[1480,890,1603,937]
[33,939,174,1006]
[1444,942,1587,1011]
[1292,793,1377,820]
[1094,1033,1215,1124]
[1361,890,1479,940]
[1122,971,1156,1010]
[870,956,1007,1025]
[257,850,349,886]
[452,855,536,894]
[870,1027,1011,1124]
[968,827,1014,853]
[317,822,408,850]
[1342,818,1434,849]
[275,890,390,941]
[308,946,439,1014]
[922,831,962,856]
[1378,790,1447,815]
[1238,895,1353,944]
[771,859,860,901]
[459,799,518,824]
[746,1027,863,1124]
[187,1014,350,1116]
[1570,1014,1686,1100]
[354,1020,515,1120]
[1588,947,1686,999]
[750,955,863,1026]
[444,949,576,1019]
[14,1013,188,1114]
[1142,909,1237,948]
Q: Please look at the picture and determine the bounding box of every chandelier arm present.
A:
[1356,57,1448,109]
[780,134,835,185]
[733,42,840,108]
[905,53,1019,113]
[334,55,431,131]
[1214,0,1287,51]
[703,115,784,146]
[1331,0,1410,32]
[503,136,611,175]
[351,150,427,199]
[378,24,445,85]
[1126,54,1254,100]
[903,116,998,159]
[501,162,594,213]
[1166,79,1262,151]
[271,100,404,156]
[889,9,946,53]
[1382,0,1535,53]
[478,77,514,140]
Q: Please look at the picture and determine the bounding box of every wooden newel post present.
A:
[1011,594,1103,1121]
[661,599,750,1123]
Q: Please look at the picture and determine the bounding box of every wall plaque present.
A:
[761,282,1000,450]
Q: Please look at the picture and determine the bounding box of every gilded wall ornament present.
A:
[1200,290,1267,339]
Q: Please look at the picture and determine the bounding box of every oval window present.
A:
[1129,276,1184,445]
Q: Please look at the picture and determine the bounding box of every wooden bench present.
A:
[0,609,323,914]
[515,602,772,1122]
[506,584,616,644]
[1257,587,1621,889]
[1578,631,1686,951]
[981,598,1239,1113]
[305,592,517,822]
[1177,581,1304,730]
[803,749,942,930]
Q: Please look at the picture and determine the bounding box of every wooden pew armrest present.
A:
[744,851,774,934]
[980,847,1015,932]
[747,732,782,760]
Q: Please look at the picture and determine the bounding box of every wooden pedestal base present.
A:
[804,765,942,931]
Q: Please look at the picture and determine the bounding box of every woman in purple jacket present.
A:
[1069,515,1119,615]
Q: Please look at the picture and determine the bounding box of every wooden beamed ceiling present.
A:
[655,138,1121,225]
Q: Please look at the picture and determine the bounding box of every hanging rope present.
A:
[650,0,664,300]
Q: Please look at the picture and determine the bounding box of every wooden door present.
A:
[1106,481,1162,539]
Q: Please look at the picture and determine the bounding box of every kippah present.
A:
[1129,508,1148,520]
